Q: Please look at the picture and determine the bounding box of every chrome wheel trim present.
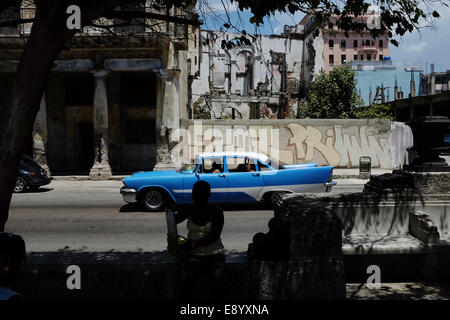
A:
[145,191,163,210]
[14,178,25,193]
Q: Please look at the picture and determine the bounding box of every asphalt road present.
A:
[6,180,363,252]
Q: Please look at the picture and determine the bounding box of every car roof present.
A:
[197,152,270,162]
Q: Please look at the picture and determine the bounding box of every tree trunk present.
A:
[0,7,74,231]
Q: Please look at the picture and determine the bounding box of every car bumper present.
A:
[325,181,337,192]
[120,187,137,203]
[28,176,53,187]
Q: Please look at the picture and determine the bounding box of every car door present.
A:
[225,156,264,202]
[182,156,228,203]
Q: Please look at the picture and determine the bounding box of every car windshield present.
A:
[178,163,197,173]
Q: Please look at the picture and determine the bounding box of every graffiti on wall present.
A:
[174,122,396,168]
[286,123,391,168]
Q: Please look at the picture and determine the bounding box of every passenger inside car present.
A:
[245,158,255,172]
[211,162,222,173]
[227,156,256,173]
[198,158,224,174]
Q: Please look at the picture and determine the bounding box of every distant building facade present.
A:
[298,14,390,74]
[420,69,450,95]
[392,68,450,121]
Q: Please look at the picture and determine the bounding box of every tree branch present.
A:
[103,9,202,26]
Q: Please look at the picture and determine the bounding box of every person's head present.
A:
[0,233,26,287]
[192,180,211,204]
[245,158,251,170]
[211,161,221,171]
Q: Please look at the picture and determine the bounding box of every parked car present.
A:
[14,155,52,193]
[121,152,336,212]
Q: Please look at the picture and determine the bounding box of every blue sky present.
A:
[197,1,450,72]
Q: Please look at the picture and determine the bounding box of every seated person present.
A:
[245,158,255,172]
[211,162,223,173]
[174,181,226,299]
[235,163,247,172]
[0,232,26,301]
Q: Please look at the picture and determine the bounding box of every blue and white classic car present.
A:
[120,152,336,211]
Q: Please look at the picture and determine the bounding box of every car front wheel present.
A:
[140,190,165,212]
[14,177,27,193]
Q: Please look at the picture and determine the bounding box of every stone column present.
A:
[33,93,50,174]
[154,69,181,171]
[89,70,112,180]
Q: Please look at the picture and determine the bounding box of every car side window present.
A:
[258,161,272,171]
[227,157,257,173]
[198,157,224,173]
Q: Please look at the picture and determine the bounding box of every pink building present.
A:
[299,14,390,73]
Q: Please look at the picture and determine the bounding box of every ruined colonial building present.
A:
[191,30,304,119]
[0,1,201,177]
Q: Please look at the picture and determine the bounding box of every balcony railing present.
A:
[2,5,193,41]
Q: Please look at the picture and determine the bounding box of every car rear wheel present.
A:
[140,190,165,212]
[14,177,27,193]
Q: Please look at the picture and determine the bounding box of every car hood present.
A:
[126,170,179,180]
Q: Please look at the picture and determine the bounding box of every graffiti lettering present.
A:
[171,121,412,169]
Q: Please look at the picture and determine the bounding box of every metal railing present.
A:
[1,5,192,40]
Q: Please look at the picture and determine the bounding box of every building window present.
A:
[379,39,383,48]
[328,23,333,30]
[360,54,364,60]
[341,55,346,64]
[65,74,94,106]
[379,55,384,60]
[367,54,372,61]
[340,40,346,48]
[354,55,358,60]
[329,39,334,48]
[365,39,370,46]
[329,54,334,65]
[353,40,358,48]
[121,73,157,107]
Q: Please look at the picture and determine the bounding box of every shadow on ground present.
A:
[347,282,450,300]
[119,202,270,213]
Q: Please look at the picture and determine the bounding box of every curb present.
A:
[50,176,126,181]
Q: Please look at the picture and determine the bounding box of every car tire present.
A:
[14,177,27,193]
[140,189,165,212]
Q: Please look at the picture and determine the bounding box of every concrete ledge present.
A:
[342,235,427,255]
[11,249,450,299]
[14,251,251,300]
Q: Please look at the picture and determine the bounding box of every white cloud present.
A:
[406,41,427,52]
[273,25,282,34]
